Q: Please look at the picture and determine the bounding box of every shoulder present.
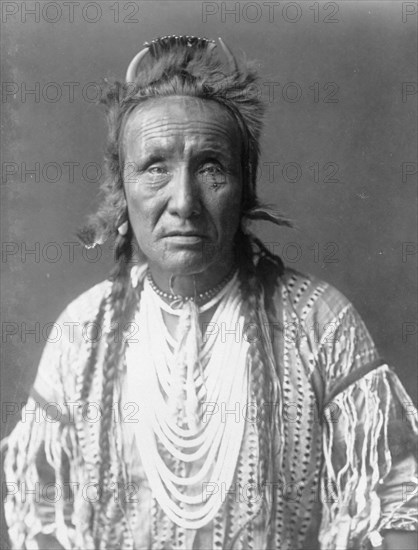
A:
[45,278,113,369]
[32,279,113,403]
[275,267,379,381]
[270,266,378,360]
[273,267,353,325]
[62,278,113,325]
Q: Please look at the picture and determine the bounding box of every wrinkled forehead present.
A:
[121,96,243,158]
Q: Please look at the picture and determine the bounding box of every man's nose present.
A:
[168,166,201,218]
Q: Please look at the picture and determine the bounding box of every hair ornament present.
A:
[125,46,150,83]
[126,35,224,83]
[217,37,239,73]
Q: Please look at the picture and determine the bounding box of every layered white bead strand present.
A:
[124,273,250,530]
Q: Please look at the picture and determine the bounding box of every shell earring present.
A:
[117,220,129,236]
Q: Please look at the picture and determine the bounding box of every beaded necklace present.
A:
[125,270,250,530]
[147,267,236,309]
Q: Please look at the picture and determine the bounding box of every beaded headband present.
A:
[126,35,238,82]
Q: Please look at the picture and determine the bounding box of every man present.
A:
[3,35,417,550]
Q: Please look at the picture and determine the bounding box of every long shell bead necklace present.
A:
[125,267,250,530]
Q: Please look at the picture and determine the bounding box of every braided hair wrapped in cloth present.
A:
[3,35,417,550]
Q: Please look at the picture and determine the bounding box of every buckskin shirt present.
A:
[4,266,418,550]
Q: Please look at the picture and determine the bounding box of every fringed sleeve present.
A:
[317,303,418,550]
[3,307,87,550]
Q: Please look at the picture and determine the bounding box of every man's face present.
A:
[122,96,243,278]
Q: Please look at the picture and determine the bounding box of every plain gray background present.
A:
[1,0,417,443]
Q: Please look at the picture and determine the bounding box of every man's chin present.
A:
[154,250,212,276]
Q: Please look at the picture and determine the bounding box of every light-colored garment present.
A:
[3,267,418,549]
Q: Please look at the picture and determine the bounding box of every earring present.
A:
[117,220,129,236]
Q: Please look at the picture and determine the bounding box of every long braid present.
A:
[72,292,108,541]
[90,230,140,546]
[251,235,285,313]
[236,229,284,541]
[78,224,137,402]
[79,297,107,403]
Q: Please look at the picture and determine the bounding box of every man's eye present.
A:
[145,164,170,183]
[147,165,168,175]
[198,163,226,185]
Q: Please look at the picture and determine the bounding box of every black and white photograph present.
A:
[1,1,417,549]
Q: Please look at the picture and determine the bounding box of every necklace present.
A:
[124,273,250,530]
[147,267,236,309]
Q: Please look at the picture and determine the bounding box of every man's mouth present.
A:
[165,231,205,237]
[163,231,207,245]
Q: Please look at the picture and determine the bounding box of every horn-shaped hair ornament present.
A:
[125,47,149,83]
[125,35,237,83]
[217,36,239,73]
